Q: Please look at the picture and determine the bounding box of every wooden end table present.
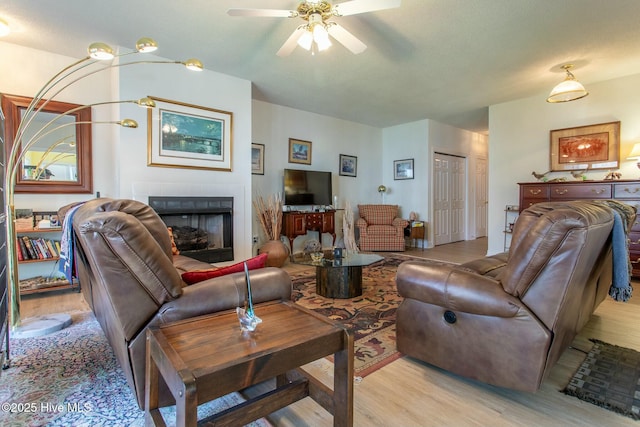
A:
[145,300,354,427]
[408,222,426,251]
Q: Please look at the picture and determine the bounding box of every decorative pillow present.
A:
[181,253,268,285]
[358,204,399,225]
[167,227,180,255]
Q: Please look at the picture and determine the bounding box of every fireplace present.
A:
[149,196,233,263]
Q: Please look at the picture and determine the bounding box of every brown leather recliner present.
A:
[396,200,633,391]
[62,198,292,408]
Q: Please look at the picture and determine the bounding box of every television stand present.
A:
[282,211,336,257]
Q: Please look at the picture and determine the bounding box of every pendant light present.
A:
[547,64,589,103]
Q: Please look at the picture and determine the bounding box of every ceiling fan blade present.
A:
[333,0,401,16]
[327,23,367,54]
[277,27,306,57]
[227,8,296,18]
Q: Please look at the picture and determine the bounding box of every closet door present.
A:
[433,152,466,245]
[475,158,488,238]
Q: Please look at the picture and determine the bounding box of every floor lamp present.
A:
[3,38,202,350]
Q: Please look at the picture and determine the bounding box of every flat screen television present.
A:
[283,168,332,206]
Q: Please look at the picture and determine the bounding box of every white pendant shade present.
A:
[547,65,589,103]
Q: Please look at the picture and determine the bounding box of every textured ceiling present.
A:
[2,0,640,134]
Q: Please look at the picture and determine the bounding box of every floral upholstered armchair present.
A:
[356,204,408,251]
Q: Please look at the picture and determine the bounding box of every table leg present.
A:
[175,379,198,427]
[145,336,161,427]
[332,330,354,427]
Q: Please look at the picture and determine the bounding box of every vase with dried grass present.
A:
[253,193,289,267]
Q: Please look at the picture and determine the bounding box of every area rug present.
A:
[1,311,271,427]
[291,253,444,377]
[563,339,640,420]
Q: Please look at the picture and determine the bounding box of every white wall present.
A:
[488,73,640,255]
[2,40,490,261]
[115,52,254,260]
[0,42,256,260]
[382,119,488,248]
[251,100,382,253]
[0,42,114,210]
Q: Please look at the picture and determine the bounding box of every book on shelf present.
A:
[411,221,424,227]
[16,238,24,261]
[21,235,37,259]
[17,235,61,260]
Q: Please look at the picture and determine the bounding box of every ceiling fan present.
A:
[227,0,401,56]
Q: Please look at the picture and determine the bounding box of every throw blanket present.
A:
[59,203,83,284]
[593,200,635,302]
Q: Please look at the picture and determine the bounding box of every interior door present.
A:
[433,152,467,245]
[433,153,451,245]
[475,158,488,238]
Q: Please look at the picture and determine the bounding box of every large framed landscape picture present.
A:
[147,97,233,171]
[550,121,620,171]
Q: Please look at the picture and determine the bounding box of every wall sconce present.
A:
[546,64,589,103]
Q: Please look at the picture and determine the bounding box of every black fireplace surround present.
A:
[149,196,233,263]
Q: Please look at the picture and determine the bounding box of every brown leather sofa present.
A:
[61,198,292,408]
[396,200,632,391]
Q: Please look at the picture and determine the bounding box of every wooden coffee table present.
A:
[144,300,354,427]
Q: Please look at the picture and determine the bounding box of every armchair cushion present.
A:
[181,253,268,285]
[358,204,399,225]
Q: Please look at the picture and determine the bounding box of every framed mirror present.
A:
[1,94,92,193]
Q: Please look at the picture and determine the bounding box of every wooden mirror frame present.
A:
[1,94,93,194]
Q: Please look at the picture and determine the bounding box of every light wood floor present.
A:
[18,238,640,426]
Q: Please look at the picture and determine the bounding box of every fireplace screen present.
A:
[149,196,233,263]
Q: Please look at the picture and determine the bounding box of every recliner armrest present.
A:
[156,267,292,324]
[396,261,521,317]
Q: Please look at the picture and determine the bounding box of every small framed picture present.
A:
[394,158,414,180]
[288,138,312,165]
[339,154,357,177]
[251,143,264,175]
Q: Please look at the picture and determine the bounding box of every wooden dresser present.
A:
[282,210,336,252]
[519,179,640,277]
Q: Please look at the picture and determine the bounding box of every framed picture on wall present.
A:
[550,121,620,171]
[251,143,265,175]
[288,138,312,165]
[339,154,357,177]
[394,158,414,180]
[147,97,233,171]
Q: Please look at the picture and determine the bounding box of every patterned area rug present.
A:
[563,339,640,420]
[291,253,429,377]
[1,311,271,427]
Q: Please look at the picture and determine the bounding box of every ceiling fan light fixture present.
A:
[297,30,314,50]
[316,34,332,51]
[314,24,332,51]
[547,64,589,103]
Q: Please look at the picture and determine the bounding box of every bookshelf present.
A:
[503,205,519,251]
[15,212,76,295]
